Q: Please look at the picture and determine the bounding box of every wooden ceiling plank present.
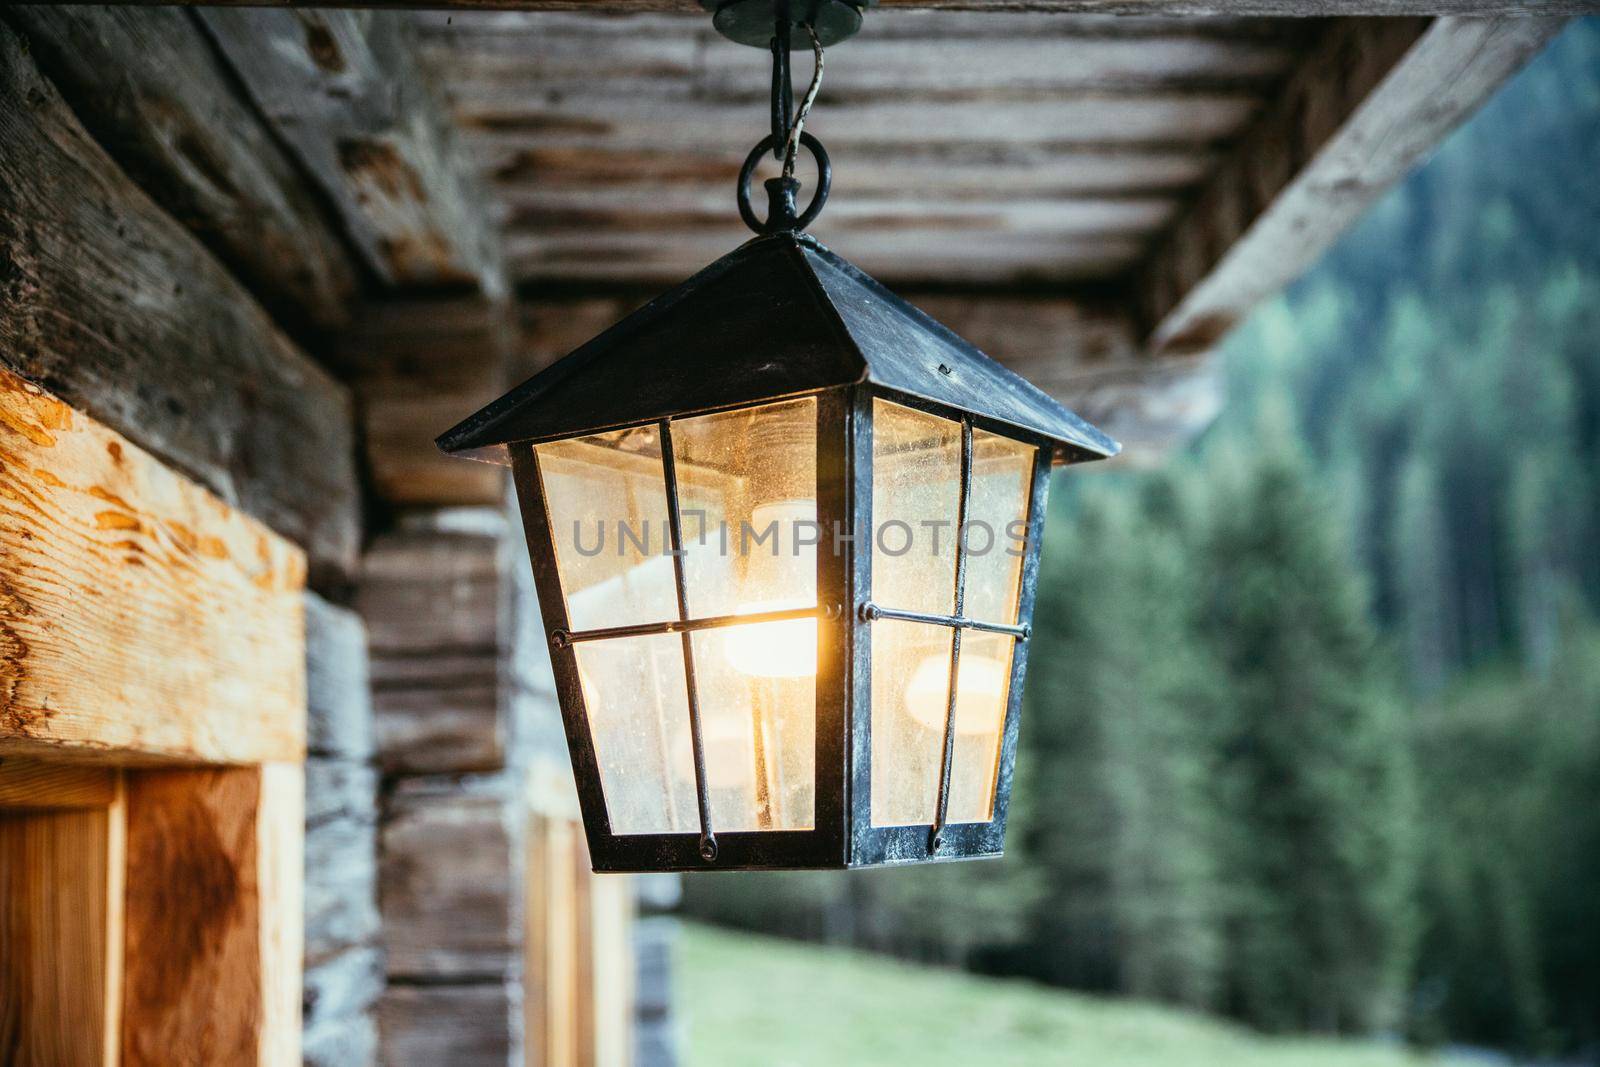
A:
[422,31,1304,96]
[449,93,1265,149]
[198,9,507,296]
[475,142,1220,195]
[6,7,360,339]
[495,190,1179,234]
[504,230,1149,286]
[1139,16,1569,355]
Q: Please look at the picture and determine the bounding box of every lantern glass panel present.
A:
[871,619,951,826]
[537,426,676,631]
[572,632,699,835]
[963,430,1035,623]
[871,399,961,614]
[672,397,818,621]
[943,630,1016,823]
[691,626,817,831]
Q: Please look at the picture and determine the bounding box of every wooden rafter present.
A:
[198,9,508,297]
[1138,15,1569,355]
[5,6,360,338]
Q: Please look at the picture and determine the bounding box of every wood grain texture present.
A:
[121,764,304,1067]
[199,8,506,296]
[303,778,380,967]
[0,22,360,584]
[378,785,519,980]
[526,814,634,1067]
[378,984,515,1067]
[305,593,375,762]
[0,368,308,765]
[1140,15,1568,354]
[0,796,124,1067]
[0,759,117,809]
[4,6,359,339]
[358,517,511,775]
[418,10,1305,286]
[335,298,519,507]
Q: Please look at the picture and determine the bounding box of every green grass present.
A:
[678,923,1472,1067]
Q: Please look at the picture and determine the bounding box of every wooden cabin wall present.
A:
[4,6,676,1061]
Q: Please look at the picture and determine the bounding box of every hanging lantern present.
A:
[439,0,1118,871]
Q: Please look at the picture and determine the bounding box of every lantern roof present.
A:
[437,232,1119,465]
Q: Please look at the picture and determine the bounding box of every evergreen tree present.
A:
[1021,472,1228,1009]
[1196,406,1417,1033]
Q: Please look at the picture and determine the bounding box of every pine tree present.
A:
[1196,405,1417,1033]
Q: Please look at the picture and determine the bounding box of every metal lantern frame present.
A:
[439,0,1117,872]
[440,235,1117,872]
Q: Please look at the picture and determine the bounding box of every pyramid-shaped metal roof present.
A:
[437,232,1119,465]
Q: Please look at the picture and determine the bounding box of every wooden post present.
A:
[120,765,304,1067]
[0,762,126,1067]
[1,372,308,1063]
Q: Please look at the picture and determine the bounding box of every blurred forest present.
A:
[683,19,1600,1061]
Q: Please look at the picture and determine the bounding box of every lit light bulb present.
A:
[905,653,1009,734]
[724,497,819,679]
[722,601,818,678]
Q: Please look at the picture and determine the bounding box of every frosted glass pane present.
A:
[872,400,961,615]
[573,633,698,835]
[537,426,676,632]
[943,631,1015,824]
[962,430,1034,625]
[691,624,817,832]
[672,398,818,621]
[870,620,950,826]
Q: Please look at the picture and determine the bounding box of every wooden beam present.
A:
[1139,15,1568,355]
[198,9,506,297]
[358,516,512,775]
[908,291,1221,456]
[0,21,360,584]
[55,1,1600,15]
[121,763,303,1067]
[5,6,360,339]
[0,760,118,809]
[0,367,307,766]
[336,298,520,507]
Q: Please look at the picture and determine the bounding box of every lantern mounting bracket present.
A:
[699,0,872,49]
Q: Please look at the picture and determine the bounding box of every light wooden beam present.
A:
[198,9,507,297]
[54,1,1600,14]
[0,21,360,583]
[0,367,307,766]
[5,6,360,339]
[121,763,303,1067]
[1139,15,1568,355]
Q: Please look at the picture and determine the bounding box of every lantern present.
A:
[438,0,1118,871]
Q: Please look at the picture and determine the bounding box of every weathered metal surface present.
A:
[496,377,1072,872]
[439,232,1117,462]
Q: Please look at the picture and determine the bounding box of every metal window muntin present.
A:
[510,384,1050,872]
[847,386,1050,868]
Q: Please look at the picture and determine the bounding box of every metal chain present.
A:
[781,25,824,182]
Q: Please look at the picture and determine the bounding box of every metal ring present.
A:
[737,132,831,234]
